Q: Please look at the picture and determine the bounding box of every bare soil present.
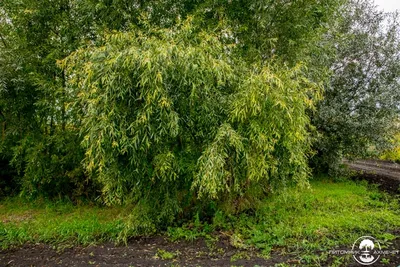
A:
[0,236,289,267]
[346,159,400,193]
[1,235,399,267]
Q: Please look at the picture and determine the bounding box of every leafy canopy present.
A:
[312,0,400,172]
[63,19,320,208]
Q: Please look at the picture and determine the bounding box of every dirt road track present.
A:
[346,159,400,193]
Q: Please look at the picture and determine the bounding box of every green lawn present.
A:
[0,199,127,248]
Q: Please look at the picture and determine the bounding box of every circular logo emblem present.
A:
[352,236,381,265]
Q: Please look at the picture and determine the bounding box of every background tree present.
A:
[312,0,400,172]
[0,0,95,198]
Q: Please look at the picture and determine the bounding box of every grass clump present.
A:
[155,249,178,260]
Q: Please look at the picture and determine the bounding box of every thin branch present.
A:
[0,32,8,48]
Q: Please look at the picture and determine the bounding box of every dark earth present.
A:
[1,236,399,267]
[0,236,283,267]
[346,159,400,194]
[1,160,399,267]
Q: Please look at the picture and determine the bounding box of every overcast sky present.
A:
[373,0,400,12]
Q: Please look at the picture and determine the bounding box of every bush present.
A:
[63,20,320,224]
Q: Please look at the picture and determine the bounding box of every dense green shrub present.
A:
[63,20,320,219]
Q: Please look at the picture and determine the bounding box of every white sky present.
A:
[373,0,400,12]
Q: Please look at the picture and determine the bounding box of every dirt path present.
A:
[0,236,289,267]
[1,236,399,267]
[345,159,400,193]
[346,159,400,179]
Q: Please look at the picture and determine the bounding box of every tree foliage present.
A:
[0,0,398,228]
[312,0,400,172]
[63,20,319,213]
[0,0,93,198]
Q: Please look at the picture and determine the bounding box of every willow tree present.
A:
[63,19,320,224]
[312,0,400,172]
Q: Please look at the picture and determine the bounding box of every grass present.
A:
[234,178,399,260]
[155,248,178,260]
[0,176,399,265]
[167,177,400,264]
[0,198,128,248]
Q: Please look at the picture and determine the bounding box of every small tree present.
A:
[63,20,320,222]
